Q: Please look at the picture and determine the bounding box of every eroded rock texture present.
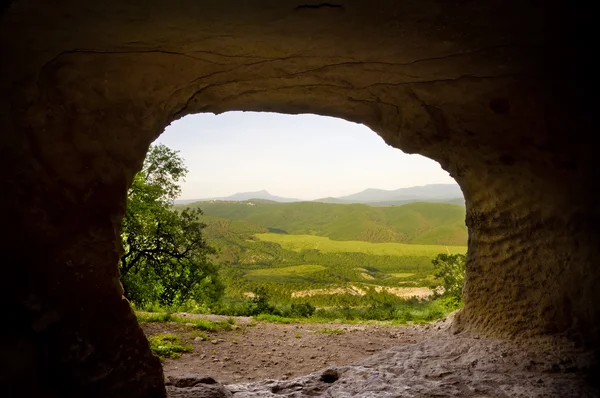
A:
[227,326,597,397]
[0,1,596,397]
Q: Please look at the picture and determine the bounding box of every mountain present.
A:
[174,190,300,204]
[181,200,467,246]
[329,184,463,204]
[175,184,464,206]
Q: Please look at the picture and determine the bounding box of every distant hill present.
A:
[361,197,465,207]
[312,197,349,204]
[175,190,300,204]
[181,200,467,246]
[318,184,463,204]
[444,197,466,206]
[175,184,464,206]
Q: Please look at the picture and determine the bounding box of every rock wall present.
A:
[0,1,595,397]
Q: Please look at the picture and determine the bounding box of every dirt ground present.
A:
[140,313,423,384]
[144,313,599,397]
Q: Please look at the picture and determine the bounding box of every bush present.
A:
[290,302,316,317]
[431,253,466,309]
[244,286,281,316]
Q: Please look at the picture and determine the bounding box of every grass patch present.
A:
[136,312,234,331]
[137,312,173,323]
[148,333,192,359]
[254,233,466,257]
[316,328,345,336]
[189,330,209,340]
[179,318,233,331]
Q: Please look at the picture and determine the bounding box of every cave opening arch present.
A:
[1,1,596,397]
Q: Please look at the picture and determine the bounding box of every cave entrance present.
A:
[3,1,595,396]
[129,111,466,383]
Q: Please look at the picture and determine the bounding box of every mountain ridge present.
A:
[174,183,464,206]
[175,189,301,204]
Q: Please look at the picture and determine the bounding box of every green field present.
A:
[254,233,466,257]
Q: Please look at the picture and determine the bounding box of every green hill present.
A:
[173,200,468,306]
[181,200,467,246]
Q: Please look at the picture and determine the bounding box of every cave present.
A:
[0,1,596,397]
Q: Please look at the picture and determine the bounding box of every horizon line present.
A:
[176,182,461,202]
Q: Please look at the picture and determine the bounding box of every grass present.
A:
[136,312,234,331]
[148,333,193,359]
[136,312,173,323]
[189,330,209,340]
[254,233,467,257]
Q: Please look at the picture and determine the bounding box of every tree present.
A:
[120,144,223,308]
[431,253,466,309]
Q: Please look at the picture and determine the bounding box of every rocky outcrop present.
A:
[166,374,232,398]
[0,1,595,397]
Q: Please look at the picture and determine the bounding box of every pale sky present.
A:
[154,112,455,200]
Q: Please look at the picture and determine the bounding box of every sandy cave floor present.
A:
[141,314,599,397]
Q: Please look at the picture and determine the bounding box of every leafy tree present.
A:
[431,253,466,308]
[120,144,223,308]
[244,286,281,315]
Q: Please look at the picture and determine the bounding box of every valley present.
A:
[175,199,468,315]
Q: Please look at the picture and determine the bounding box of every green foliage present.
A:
[136,311,234,330]
[136,312,173,323]
[247,298,452,324]
[316,328,345,335]
[431,253,466,309]
[182,200,467,245]
[120,144,223,308]
[148,333,193,359]
[290,302,316,317]
[246,286,280,316]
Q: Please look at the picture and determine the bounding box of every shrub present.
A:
[290,302,316,317]
[431,253,466,309]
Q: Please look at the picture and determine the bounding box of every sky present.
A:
[154,112,455,200]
